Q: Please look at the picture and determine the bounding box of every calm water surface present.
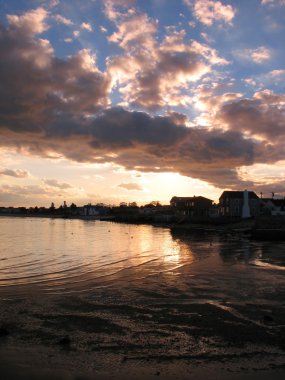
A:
[0,216,284,297]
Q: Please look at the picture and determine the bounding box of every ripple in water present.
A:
[0,217,284,296]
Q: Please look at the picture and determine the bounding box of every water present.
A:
[0,217,284,297]
[0,217,206,294]
[1,216,285,376]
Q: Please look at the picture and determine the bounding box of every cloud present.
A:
[43,179,73,189]
[0,183,74,206]
[0,7,285,191]
[237,163,285,196]
[270,69,285,76]
[264,15,283,32]
[234,46,272,64]
[261,0,285,6]
[0,168,30,178]
[216,90,285,141]
[0,12,110,134]
[184,0,236,26]
[0,178,85,206]
[200,32,214,44]
[0,102,269,189]
[244,69,285,89]
[244,78,257,87]
[81,22,93,32]
[53,14,74,26]
[118,182,143,191]
[107,12,228,110]
[108,12,157,51]
[7,7,49,35]
[1,184,51,198]
[2,184,46,195]
[104,0,136,21]
[49,0,60,8]
[250,47,272,63]
[190,81,242,126]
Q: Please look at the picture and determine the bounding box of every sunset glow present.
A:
[0,0,285,206]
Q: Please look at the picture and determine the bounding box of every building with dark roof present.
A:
[170,196,213,217]
[219,190,260,218]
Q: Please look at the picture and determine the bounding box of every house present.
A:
[219,190,260,218]
[209,204,219,218]
[170,196,213,217]
[261,198,285,216]
[83,204,100,217]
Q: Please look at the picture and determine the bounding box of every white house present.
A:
[83,204,100,217]
[262,199,285,216]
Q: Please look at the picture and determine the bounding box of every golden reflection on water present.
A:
[1,217,282,294]
[162,240,181,264]
[0,218,197,291]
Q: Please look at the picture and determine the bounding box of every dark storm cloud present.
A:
[89,108,188,148]
[0,15,110,134]
[1,103,265,188]
[217,91,285,140]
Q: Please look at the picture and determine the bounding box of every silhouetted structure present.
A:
[219,191,260,218]
[261,198,285,216]
[170,196,213,217]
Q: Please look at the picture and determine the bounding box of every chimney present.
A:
[242,190,250,218]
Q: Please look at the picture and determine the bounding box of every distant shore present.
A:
[2,212,285,240]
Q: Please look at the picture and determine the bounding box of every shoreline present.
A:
[0,212,255,231]
[1,213,284,240]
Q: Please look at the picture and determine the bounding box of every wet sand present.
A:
[1,258,285,379]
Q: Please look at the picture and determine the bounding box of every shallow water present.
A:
[0,216,284,296]
[1,217,285,376]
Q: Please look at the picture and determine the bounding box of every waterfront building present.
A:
[261,198,285,216]
[83,204,100,217]
[219,190,260,218]
[170,196,213,217]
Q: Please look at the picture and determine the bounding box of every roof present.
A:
[170,196,213,203]
[219,191,259,200]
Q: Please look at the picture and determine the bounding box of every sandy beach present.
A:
[1,288,285,380]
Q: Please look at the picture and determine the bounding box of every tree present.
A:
[144,201,161,208]
[49,202,55,213]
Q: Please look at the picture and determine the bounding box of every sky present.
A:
[0,0,285,207]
